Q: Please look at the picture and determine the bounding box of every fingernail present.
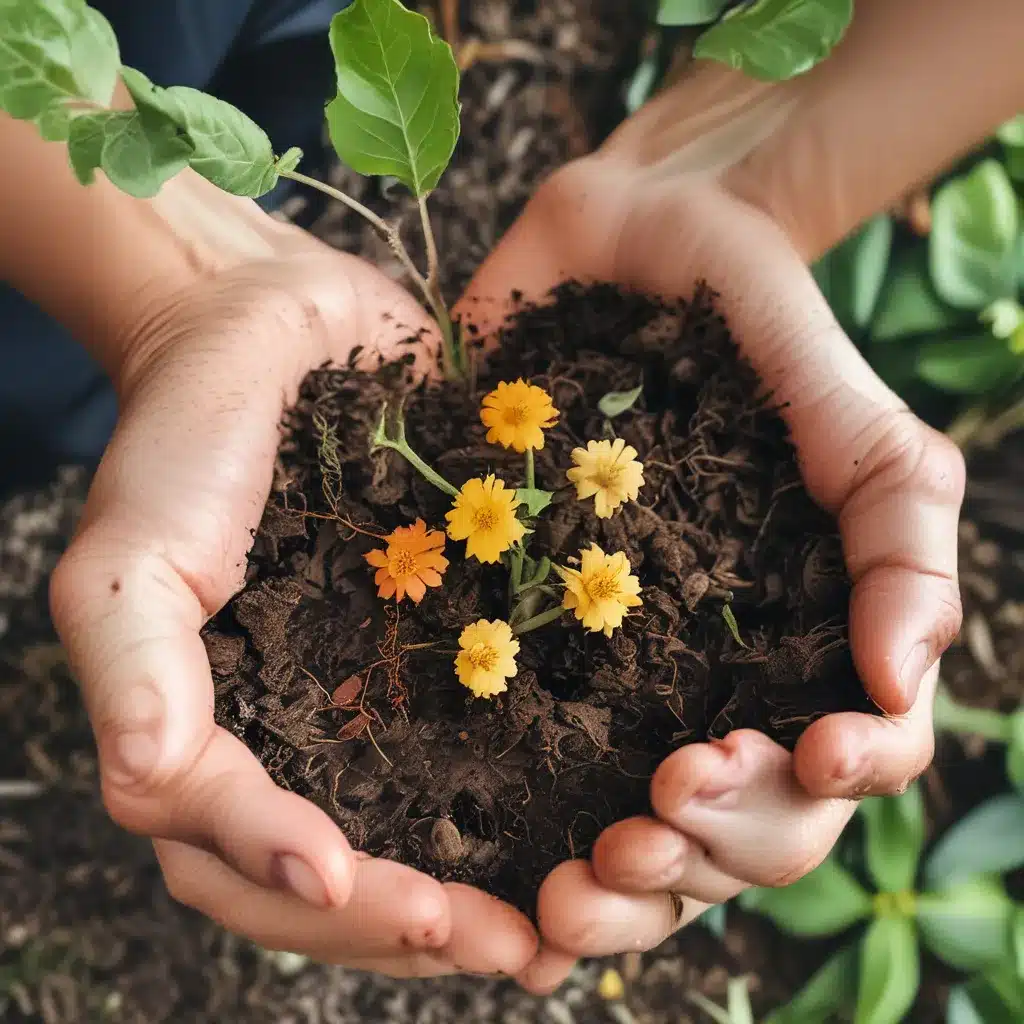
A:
[274,854,329,908]
[899,641,931,701]
[695,779,736,802]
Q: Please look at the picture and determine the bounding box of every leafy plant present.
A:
[740,785,1024,1024]
[933,686,1024,793]
[809,115,1024,452]
[656,0,854,81]
[0,0,465,375]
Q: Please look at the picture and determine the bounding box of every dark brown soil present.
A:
[203,280,876,912]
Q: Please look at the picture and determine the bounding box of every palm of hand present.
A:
[51,240,537,976]
[457,155,963,990]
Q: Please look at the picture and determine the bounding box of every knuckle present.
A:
[856,412,966,509]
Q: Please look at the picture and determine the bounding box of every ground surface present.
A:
[1,0,1022,1020]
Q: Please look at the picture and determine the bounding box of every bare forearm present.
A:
[730,0,1024,257]
[605,0,1024,261]
[0,92,291,376]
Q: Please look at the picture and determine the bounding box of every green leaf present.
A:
[946,986,987,1024]
[981,298,1024,340]
[1011,904,1024,977]
[854,915,920,1024]
[515,488,554,518]
[870,248,964,343]
[924,793,1024,887]
[721,604,748,648]
[915,334,1022,395]
[275,146,303,175]
[929,159,1020,310]
[737,856,871,937]
[0,0,120,139]
[326,0,460,196]
[916,876,1016,971]
[995,113,1024,148]
[960,967,1024,1023]
[693,0,853,82]
[764,943,859,1024]
[812,214,893,334]
[657,0,731,26]
[598,383,644,419]
[1007,711,1024,794]
[66,109,192,198]
[66,108,105,184]
[121,66,278,197]
[860,787,925,893]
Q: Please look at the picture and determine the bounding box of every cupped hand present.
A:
[456,79,963,991]
[49,204,537,976]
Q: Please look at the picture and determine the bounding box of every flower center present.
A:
[472,506,499,531]
[467,642,499,671]
[503,403,530,426]
[391,549,419,578]
[586,570,621,601]
[593,462,622,489]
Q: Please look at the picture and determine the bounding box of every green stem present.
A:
[375,437,458,499]
[280,170,464,380]
[525,448,535,490]
[933,686,1012,743]
[512,604,566,636]
[416,195,463,380]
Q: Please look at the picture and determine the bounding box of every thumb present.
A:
[51,256,435,906]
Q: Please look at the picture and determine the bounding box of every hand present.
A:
[456,72,963,990]
[50,202,537,977]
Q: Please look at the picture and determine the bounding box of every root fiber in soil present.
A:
[204,282,877,912]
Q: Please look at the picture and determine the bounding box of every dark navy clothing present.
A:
[0,0,347,491]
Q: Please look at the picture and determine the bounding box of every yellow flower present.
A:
[566,438,645,518]
[364,519,448,603]
[455,619,520,698]
[445,474,526,563]
[559,544,643,637]
[480,379,558,452]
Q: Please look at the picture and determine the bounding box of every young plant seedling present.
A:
[0,0,465,376]
[740,784,1024,1024]
[360,378,648,697]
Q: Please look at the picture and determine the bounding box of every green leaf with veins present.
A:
[67,109,193,198]
[66,109,106,184]
[516,488,554,518]
[657,0,732,26]
[0,0,119,140]
[855,915,920,1024]
[693,0,853,82]
[275,146,304,174]
[326,0,460,196]
[121,66,278,197]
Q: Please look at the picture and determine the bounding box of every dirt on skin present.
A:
[203,280,876,913]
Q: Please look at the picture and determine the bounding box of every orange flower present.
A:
[365,519,448,603]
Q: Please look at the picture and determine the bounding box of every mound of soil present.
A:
[204,281,876,911]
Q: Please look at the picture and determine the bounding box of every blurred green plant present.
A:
[812,117,1024,450]
[738,785,1024,1024]
[933,686,1024,793]
[656,0,854,81]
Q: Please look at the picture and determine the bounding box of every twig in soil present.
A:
[0,779,45,798]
